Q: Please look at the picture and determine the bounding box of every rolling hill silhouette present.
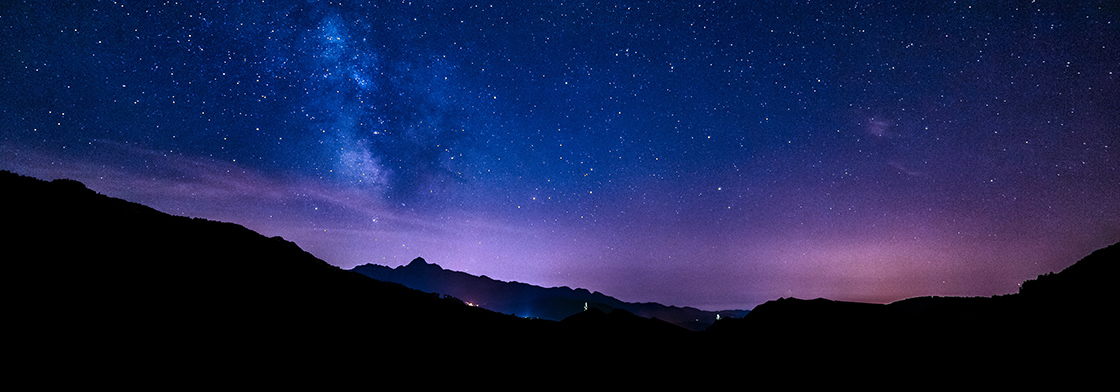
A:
[352,258,749,330]
[1,171,561,375]
[1,170,710,378]
[4,169,1113,382]
[706,241,1117,375]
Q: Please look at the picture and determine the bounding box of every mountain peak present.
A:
[404,257,441,270]
[353,257,748,330]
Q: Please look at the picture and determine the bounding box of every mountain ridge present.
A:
[1,170,577,376]
[352,257,750,330]
[706,240,1117,373]
[4,168,1114,381]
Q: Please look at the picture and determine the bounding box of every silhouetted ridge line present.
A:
[707,241,1118,372]
[1,170,706,376]
[1,171,540,369]
[352,257,750,330]
[4,169,1113,380]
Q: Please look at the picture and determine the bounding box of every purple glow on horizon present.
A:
[2,1,1117,310]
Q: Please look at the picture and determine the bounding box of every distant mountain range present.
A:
[3,169,1113,382]
[352,258,749,331]
[706,241,1118,372]
[1,170,562,377]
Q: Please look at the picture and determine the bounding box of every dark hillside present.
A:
[2,170,561,376]
[4,169,1113,382]
[707,242,1118,373]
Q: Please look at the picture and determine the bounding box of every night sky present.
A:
[3,1,1118,310]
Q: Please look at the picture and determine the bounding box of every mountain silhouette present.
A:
[2,170,735,380]
[352,258,749,330]
[4,169,1113,383]
[706,241,1117,376]
[1,170,586,378]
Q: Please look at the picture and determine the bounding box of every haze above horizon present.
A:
[3,1,1117,310]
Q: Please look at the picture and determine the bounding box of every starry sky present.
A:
[3,1,1118,310]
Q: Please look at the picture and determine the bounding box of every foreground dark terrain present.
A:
[3,170,1114,381]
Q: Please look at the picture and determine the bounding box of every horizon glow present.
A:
[3,1,1117,310]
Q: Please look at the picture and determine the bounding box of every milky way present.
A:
[3,1,1117,309]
